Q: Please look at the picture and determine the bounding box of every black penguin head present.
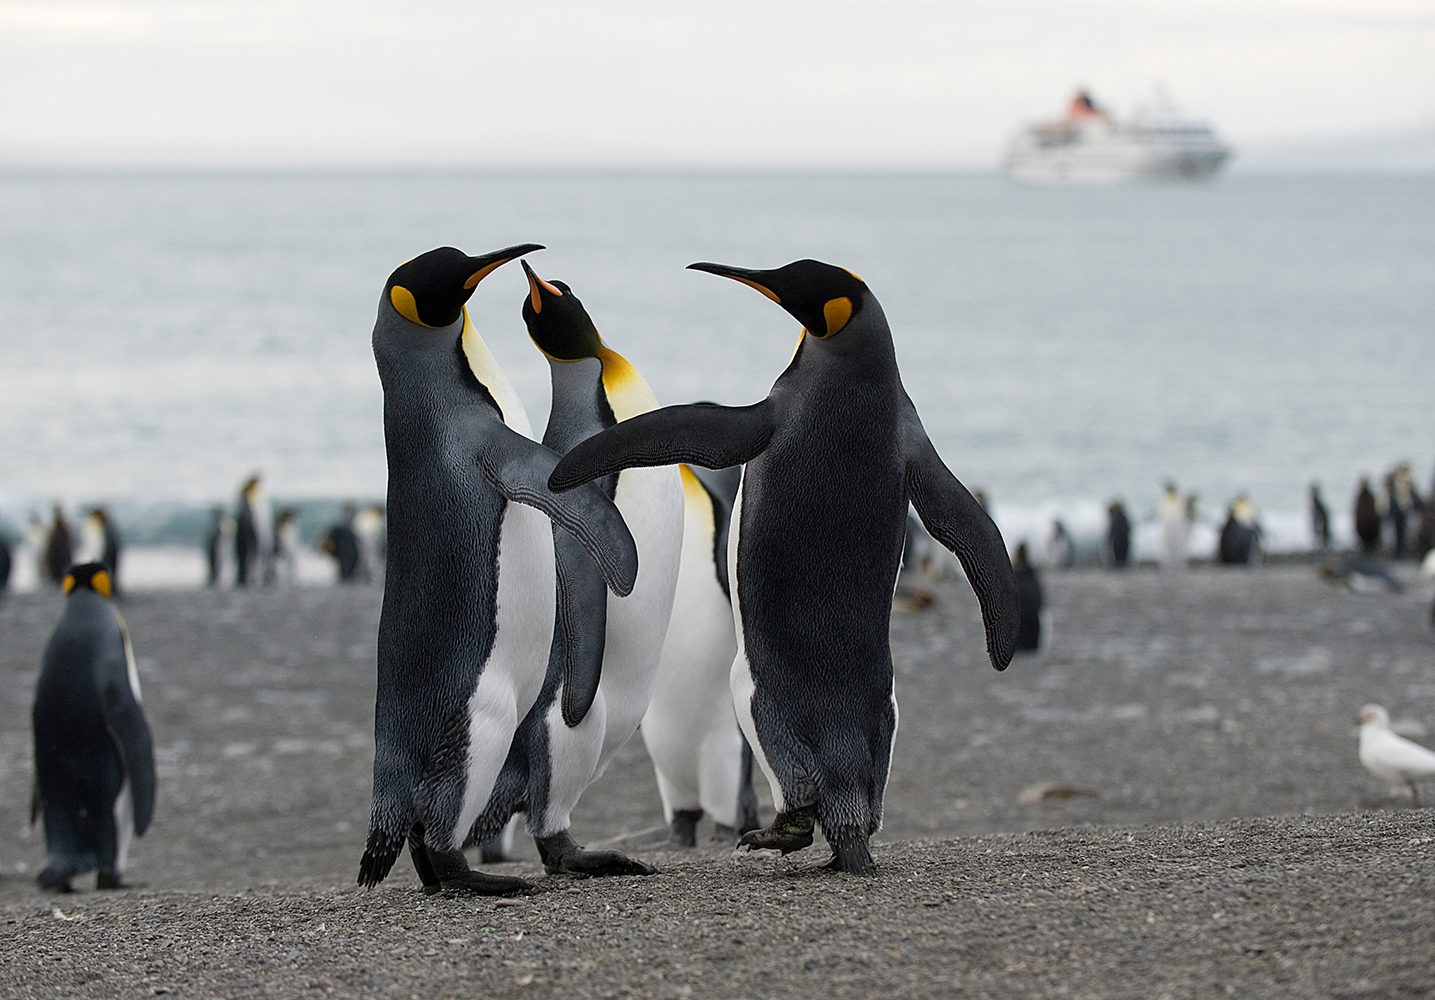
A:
[687,259,868,339]
[385,244,545,328]
[520,261,602,360]
[62,562,115,600]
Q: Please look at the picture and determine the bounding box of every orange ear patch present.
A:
[822,296,853,337]
[390,285,425,326]
[92,570,113,599]
[62,574,76,595]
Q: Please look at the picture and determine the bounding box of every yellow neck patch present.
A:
[92,570,113,600]
[822,296,853,337]
[596,345,659,421]
[460,308,522,430]
[61,573,75,594]
[390,285,425,326]
[679,465,716,536]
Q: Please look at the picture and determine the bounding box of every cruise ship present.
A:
[1003,90,1231,184]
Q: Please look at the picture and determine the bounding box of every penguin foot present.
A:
[424,847,535,896]
[668,810,703,848]
[737,805,817,856]
[96,870,128,890]
[535,831,657,877]
[36,867,76,893]
[816,827,875,875]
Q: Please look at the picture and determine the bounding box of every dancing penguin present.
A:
[32,562,155,890]
[642,463,759,846]
[356,246,639,896]
[550,259,1018,874]
[468,262,683,876]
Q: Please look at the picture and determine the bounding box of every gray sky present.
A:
[2,0,1433,168]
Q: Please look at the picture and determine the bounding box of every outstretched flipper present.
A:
[901,399,1019,670]
[548,401,775,492]
[101,640,156,834]
[478,425,639,598]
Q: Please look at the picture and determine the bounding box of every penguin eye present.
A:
[62,574,76,595]
[92,571,113,600]
[389,285,426,326]
[822,297,853,337]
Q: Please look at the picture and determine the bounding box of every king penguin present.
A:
[550,259,1019,874]
[641,461,760,846]
[32,562,156,891]
[357,246,639,896]
[468,262,683,877]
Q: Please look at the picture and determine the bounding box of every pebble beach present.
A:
[2,562,1433,998]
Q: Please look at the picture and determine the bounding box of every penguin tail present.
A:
[357,826,406,887]
[822,827,876,875]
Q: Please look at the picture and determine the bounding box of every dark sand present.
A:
[2,563,1433,998]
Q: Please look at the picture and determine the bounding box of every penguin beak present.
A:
[520,259,565,314]
[687,262,783,305]
[465,243,546,289]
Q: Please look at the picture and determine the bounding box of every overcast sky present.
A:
[1,0,1433,168]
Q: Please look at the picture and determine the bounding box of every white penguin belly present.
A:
[592,463,684,772]
[725,476,787,814]
[112,778,133,873]
[642,489,741,821]
[452,500,556,845]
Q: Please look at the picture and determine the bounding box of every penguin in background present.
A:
[1106,501,1131,568]
[467,262,683,877]
[1309,482,1331,550]
[549,258,1018,875]
[321,505,362,583]
[352,504,387,582]
[0,531,12,595]
[271,508,301,585]
[642,462,759,847]
[204,506,234,587]
[1012,542,1042,653]
[1158,482,1188,569]
[32,562,156,891]
[234,475,273,587]
[78,508,123,596]
[44,504,73,587]
[1355,478,1381,554]
[357,245,639,897]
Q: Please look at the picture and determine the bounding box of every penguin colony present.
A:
[353,245,1016,892]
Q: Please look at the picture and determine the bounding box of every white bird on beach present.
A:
[1356,704,1435,805]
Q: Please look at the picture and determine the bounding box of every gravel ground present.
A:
[1,562,1433,998]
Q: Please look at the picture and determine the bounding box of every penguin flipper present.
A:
[101,680,157,834]
[553,528,609,727]
[901,405,1019,671]
[478,426,639,598]
[548,401,775,492]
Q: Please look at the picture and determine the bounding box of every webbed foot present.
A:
[425,847,535,896]
[535,830,657,877]
[737,804,816,855]
[96,870,129,890]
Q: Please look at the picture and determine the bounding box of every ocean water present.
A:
[1,170,1431,570]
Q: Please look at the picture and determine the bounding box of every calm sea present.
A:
[1,170,1431,570]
